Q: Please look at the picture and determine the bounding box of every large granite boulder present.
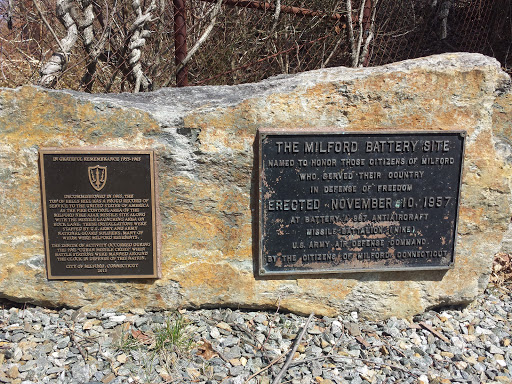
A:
[0,53,511,319]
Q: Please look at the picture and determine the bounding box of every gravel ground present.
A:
[0,285,511,384]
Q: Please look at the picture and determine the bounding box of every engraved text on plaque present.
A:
[259,131,465,276]
[39,150,159,279]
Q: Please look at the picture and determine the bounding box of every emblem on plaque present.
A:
[88,165,107,191]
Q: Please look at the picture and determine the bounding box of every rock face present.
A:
[0,53,511,319]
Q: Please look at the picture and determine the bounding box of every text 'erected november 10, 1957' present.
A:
[258,130,465,275]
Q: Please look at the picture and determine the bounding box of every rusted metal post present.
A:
[174,0,188,86]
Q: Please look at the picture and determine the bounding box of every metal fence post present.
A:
[174,0,189,86]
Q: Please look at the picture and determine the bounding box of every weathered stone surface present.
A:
[494,76,512,254]
[0,53,510,319]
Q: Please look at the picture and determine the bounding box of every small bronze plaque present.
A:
[39,149,160,279]
[258,130,465,276]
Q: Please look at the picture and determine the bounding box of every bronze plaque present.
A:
[258,130,465,276]
[39,149,160,279]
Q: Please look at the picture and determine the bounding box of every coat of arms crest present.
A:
[88,165,107,191]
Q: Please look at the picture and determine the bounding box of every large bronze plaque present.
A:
[39,149,160,279]
[258,130,465,276]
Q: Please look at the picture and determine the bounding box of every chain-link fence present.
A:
[0,0,510,91]
[174,0,351,87]
[370,0,509,68]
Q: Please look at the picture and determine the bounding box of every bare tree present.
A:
[1,0,509,91]
[37,0,78,87]
[34,0,158,91]
[346,0,379,67]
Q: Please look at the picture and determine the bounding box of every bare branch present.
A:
[323,31,344,68]
[346,0,357,67]
[172,0,223,76]
[359,0,379,67]
[243,354,285,384]
[6,0,13,29]
[32,0,66,54]
[271,0,281,31]
[354,0,366,67]
[271,313,315,384]
[38,0,79,87]
[437,0,453,40]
